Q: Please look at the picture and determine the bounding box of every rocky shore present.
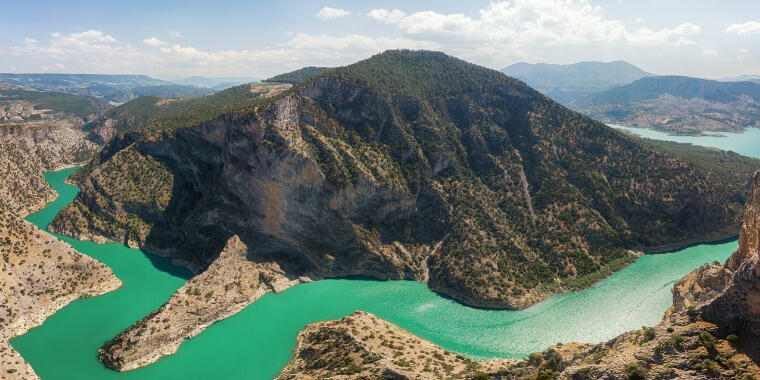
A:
[0,124,119,380]
[98,235,312,371]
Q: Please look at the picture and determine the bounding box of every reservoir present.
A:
[13,123,755,380]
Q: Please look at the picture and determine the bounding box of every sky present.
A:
[2,0,759,79]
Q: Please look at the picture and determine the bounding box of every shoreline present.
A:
[633,231,739,255]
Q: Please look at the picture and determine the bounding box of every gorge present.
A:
[5,50,760,379]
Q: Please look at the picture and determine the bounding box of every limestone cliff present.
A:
[0,125,98,215]
[53,51,754,312]
[276,170,760,379]
[0,123,118,379]
[702,171,760,340]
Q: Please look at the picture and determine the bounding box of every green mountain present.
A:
[266,66,332,84]
[571,76,760,134]
[51,50,756,309]
[501,61,652,104]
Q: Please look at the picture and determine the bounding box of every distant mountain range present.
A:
[163,76,257,90]
[501,61,760,134]
[502,61,652,104]
[570,75,760,134]
[0,73,225,103]
[719,74,760,84]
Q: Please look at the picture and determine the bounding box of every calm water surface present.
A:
[611,124,760,159]
[12,150,741,379]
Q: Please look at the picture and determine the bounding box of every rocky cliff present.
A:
[0,123,119,379]
[53,51,752,309]
[701,171,760,342]
[278,172,760,379]
[0,125,98,215]
[47,51,757,370]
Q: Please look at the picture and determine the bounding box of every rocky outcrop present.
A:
[277,311,515,380]
[99,235,311,371]
[277,310,760,379]
[701,171,760,339]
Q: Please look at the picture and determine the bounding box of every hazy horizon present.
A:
[3,0,759,79]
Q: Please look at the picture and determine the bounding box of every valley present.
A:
[6,166,747,379]
[0,50,758,380]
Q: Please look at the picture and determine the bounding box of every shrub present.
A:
[700,331,716,350]
[572,367,596,380]
[536,369,560,380]
[624,362,648,380]
[640,327,656,343]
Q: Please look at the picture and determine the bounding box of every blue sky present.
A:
[2,0,759,78]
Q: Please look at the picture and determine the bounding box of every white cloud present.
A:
[169,30,182,38]
[143,37,168,47]
[316,6,351,21]
[367,9,406,24]
[674,37,696,46]
[7,29,437,77]
[41,63,67,72]
[367,1,699,47]
[702,48,718,56]
[725,21,760,36]
[739,48,749,53]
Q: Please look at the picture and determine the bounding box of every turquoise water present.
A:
[12,167,737,379]
[611,124,760,159]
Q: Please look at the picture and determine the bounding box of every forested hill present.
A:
[53,50,756,311]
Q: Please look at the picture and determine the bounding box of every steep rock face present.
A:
[701,171,760,338]
[278,175,760,379]
[52,51,750,312]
